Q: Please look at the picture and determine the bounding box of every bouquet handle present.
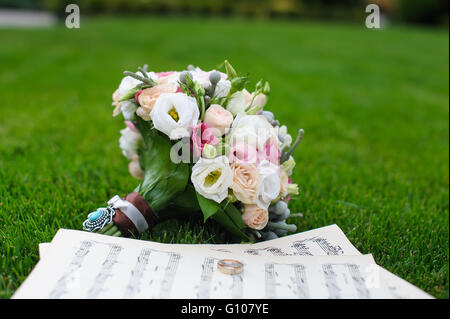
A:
[112,192,157,237]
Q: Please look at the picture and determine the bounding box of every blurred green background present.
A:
[0,1,448,298]
[1,0,449,26]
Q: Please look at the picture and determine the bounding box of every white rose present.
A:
[117,72,158,98]
[157,71,180,86]
[117,76,140,98]
[191,67,211,88]
[191,156,233,203]
[230,114,276,151]
[119,127,142,160]
[150,93,200,140]
[255,160,280,209]
[226,91,247,116]
[192,67,228,89]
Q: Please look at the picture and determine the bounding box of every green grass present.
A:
[0,17,448,298]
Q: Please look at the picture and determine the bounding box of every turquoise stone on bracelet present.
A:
[83,206,115,232]
[89,209,103,221]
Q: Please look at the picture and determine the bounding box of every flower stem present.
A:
[281,129,304,163]
[97,222,114,234]
[112,230,122,237]
[103,225,119,236]
[123,71,156,86]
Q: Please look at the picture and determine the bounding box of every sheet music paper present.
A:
[15,228,391,299]
[20,225,432,299]
[189,225,432,299]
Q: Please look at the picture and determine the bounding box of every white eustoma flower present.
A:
[226,91,247,116]
[150,93,200,140]
[230,114,277,151]
[119,127,142,160]
[191,156,233,203]
[121,101,137,121]
[255,160,280,210]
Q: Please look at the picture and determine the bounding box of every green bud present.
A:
[224,60,237,80]
[281,156,296,175]
[255,79,263,91]
[216,141,230,156]
[118,86,140,102]
[263,81,271,95]
[202,144,217,159]
[227,190,238,203]
[231,76,248,92]
[246,104,260,115]
[179,71,192,84]
[287,183,299,196]
[196,84,205,96]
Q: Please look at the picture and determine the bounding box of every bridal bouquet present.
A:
[82,61,304,242]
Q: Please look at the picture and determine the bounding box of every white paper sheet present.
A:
[20,225,432,299]
[183,225,432,299]
[15,228,391,299]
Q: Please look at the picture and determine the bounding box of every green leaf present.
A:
[196,193,221,222]
[196,194,250,241]
[118,84,150,102]
[212,209,251,242]
[221,202,246,229]
[135,117,190,213]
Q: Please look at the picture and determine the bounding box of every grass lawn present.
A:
[0,16,448,298]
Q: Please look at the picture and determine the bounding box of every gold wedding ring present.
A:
[217,259,244,275]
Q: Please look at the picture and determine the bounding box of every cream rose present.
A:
[242,204,269,230]
[204,104,233,137]
[136,83,178,121]
[191,156,233,203]
[230,163,259,204]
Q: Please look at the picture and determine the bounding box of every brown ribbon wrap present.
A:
[112,192,156,237]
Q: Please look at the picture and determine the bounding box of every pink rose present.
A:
[242,204,269,230]
[124,121,137,133]
[204,104,233,137]
[156,71,174,78]
[191,123,219,158]
[228,142,258,164]
[258,140,280,165]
